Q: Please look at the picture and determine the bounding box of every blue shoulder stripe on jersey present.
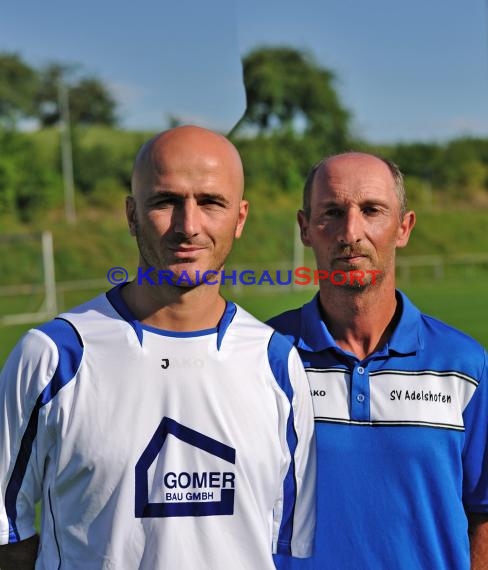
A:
[267,331,298,553]
[6,318,84,543]
[37,318,84,405]
[106,284,144,345]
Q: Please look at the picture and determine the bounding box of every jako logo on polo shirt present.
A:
[135,417,236,518]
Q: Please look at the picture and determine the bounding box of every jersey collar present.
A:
[106,284,144,344]
[106,284,237,350]
[298,290,422,356]
[216,301,237,350]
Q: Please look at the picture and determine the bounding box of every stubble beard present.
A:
[339,268,384,293]
[133,221,231,289]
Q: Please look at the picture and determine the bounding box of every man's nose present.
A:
[173,200,201,237]
[338,209,363,244]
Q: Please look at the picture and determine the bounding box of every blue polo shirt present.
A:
[270,291,488,570]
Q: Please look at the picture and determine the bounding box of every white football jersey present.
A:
[0,286,315,569]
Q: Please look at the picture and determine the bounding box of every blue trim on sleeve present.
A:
[6,319,83,542]
[37,319,84,405]
[267,331,298,553]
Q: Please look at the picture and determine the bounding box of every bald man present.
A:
[0,126,316,570]
[270,152,488,570]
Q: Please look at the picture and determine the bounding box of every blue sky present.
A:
[1,0,487,142]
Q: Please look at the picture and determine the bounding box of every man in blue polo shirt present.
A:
[270,152,488,569]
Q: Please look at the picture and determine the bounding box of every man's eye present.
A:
[200,199,226,208]
[324,209,343,217]
[363,207,380,215]
[151,197,179,208]
[152,200,174,208]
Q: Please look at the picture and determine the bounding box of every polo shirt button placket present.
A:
[351,364,369,421]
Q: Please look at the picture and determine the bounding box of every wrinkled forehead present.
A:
[313,154,397,204]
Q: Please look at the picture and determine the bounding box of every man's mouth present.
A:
[170,246,204,252]
[334,246,371,261]
[166,244,208,260]
[336,254,367,262]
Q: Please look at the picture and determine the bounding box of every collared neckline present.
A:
[106,284,236,350]
[298,290,422,357]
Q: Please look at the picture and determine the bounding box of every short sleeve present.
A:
[0,319,83,544]
[462,348,488,513]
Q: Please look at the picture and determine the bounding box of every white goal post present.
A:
[0,231,57,326]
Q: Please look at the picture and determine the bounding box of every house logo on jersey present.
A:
[135,417,236,518]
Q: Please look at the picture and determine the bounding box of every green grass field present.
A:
[1,278,486,369]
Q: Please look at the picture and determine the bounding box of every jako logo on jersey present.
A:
[161,357,205,369]
[135,417,236,518]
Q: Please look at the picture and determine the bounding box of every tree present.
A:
[35,63,117,127]
[69,78,117,126]
[233,46,350,147]
[0,129,62,220]
[0,53,38,126]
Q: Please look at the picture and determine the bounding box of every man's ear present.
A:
[396,210,416,248]
[126,196,137,236]
[297,209,311,246]
[234,200,249,239]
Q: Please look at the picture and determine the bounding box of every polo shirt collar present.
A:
[297,294,337,352]
[387,290,423,354]
[297,290,422,355]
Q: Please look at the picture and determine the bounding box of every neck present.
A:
[319,278,398,360]
[121,278,226,332]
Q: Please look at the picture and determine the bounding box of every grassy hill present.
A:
[1,201,487,286]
